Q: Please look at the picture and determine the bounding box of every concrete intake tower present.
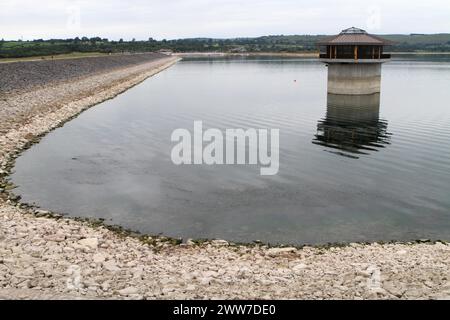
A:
[317,27,393,95]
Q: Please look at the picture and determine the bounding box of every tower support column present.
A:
[327,63,382,95]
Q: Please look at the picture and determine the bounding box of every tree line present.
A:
[1,34,450,58]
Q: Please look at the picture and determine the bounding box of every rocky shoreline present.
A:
[0,54,449,300]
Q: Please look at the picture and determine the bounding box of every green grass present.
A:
[1,33,450,59]
[0,51,111,64]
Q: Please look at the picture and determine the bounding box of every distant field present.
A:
[1,34,450,58]
[0,52,110,64]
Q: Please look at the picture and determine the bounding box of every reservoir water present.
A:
[11,55,450,245]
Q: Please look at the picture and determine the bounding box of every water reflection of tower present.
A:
[313,28,393,158]
[313,94,391,158]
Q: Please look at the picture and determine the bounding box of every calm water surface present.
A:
[11,55,450,245]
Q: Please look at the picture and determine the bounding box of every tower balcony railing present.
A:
[319,53,391,60]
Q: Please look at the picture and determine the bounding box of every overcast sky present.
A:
[1,0,449,40]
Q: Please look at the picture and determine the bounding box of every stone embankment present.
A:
[0,54,449,300]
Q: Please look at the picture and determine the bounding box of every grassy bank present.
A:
[0,52,111,64]
[2,33,450,59]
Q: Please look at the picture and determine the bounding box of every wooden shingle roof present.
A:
[317,27,394,46]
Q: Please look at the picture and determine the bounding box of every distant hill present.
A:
[1,34,450,59]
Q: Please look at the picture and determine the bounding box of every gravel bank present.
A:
[0,53,167,95]
[0,54,449,300]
